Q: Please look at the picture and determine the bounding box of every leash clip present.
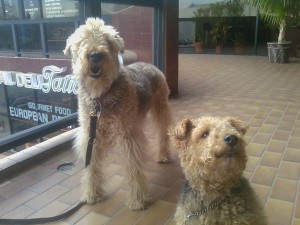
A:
[92,98,102,118]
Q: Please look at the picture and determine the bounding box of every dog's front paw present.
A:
[81,193,102,204]
[126,199,147,210]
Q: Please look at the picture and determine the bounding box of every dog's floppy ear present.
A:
[228,118,247,135]
[169,118,194,150]
[107,34,125,53]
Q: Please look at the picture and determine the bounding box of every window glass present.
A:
[0,25,13,50]
[42,0,79,18]
[16,24,41,52]
[3,0,20,20]
[101,3,154,64]
[0,85,10,139]
[24,0,42,19]
[0,1,4,20]
[46,22,74,53]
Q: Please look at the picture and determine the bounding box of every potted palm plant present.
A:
[194,30,205,53]
[243,0,300,63]
[210,20,231,54]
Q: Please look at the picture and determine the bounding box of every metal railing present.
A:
[0,113,78,153]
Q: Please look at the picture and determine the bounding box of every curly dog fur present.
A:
[64,18,172,210]
[170,116,267,225]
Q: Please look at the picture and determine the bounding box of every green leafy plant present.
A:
[233,32,246,45]
[242,0,300,43]
[195,30,205,43]
[194,0,245,17]
[210,20,231,46]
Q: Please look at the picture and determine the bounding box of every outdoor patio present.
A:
[1,54,300,225]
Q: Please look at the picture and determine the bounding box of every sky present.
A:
[179,0,218,8]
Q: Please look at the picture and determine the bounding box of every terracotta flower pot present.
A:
[194,42,204,53]
[215,45,223,54]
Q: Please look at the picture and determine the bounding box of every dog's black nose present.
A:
[224,135,237,146]
[89,52,102,62]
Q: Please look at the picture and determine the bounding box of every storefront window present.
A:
[46,22,74,53]
[0,1,4,20]
[1,65,78,136]
[0,86,10,139]
[24,0,42,19]
[3,0,20,20]
[16,24,41,52]
[42,0,79,18]
[0,25,13,50]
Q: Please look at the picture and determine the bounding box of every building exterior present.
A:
[0,0,179,143]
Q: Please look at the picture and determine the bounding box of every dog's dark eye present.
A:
[201,131,209,138]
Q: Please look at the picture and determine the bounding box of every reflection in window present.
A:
[46,22,74,53]
[0,85,10,139]
[0,1,4,20]
[3,0,20,20]
[24,0,42,19]
[16,24,41,52]
[0,25,13,50]
[42,0,79,18]
[101,3,154,64]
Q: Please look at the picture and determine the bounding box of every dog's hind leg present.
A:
[151,82,172,163]
[122,128,148,210]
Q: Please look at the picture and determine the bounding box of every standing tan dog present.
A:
[170,116,267,225]
[64,18,172,210]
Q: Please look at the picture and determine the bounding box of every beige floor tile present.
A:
[291,127,300,137]
[2,205,35,219]
[264,116,281,125]
[288,137,300,149]
[152,166,184,187]
[251,133,272,144]
[295,192,300,219]
[277,161,300,180]
[277,122,294,131]
[0,175,39,199]
[251,183,271,206]
[292,218,300,225]
[105,207,146,225]
[0,189,38,216]
[272,130,291,141]
[28,200,70,218]
[245,156,260,172]
[75,211,109,225]
[283,148,300,163]
[250,166,277,186]
[28,172,69,193]
[24,185,70,210]
[93,189,126,217]
[246,143,266,157]
[265,198,293,225]
[266,140,287,153]
[259,152,282,168]
[259,124,277,134]
[136,200,176,225]
[270,178,298,202]
[161,178,183,203]
[148,183,169,203]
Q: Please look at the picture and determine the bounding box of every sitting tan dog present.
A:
[170,116,267,225]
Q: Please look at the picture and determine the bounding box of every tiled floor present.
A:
[1,54,300,225]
